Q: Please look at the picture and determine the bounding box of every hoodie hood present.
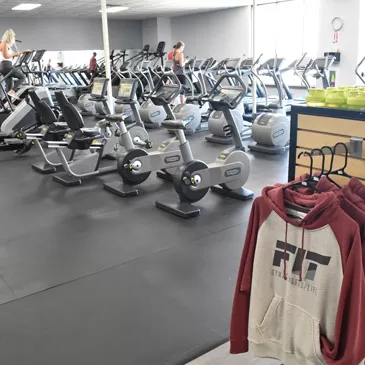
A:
[263,185,340,229]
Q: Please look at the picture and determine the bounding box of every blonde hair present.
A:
[2,29,16,46]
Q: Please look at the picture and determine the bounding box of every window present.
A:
[254,0,320,86]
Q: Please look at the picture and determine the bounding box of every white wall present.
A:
[170,7,251,60]
[141,18,159,50]
[0,17,142,51]
[318,0,361,85]
[157,17,172,52]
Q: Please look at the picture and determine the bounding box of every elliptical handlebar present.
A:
[208,74,247,109]
[149,72,182,104]
[252,53,264,68]
[355,56,365,84]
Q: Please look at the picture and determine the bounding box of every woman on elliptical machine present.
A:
[0,29,29,97]
[173,41,188,104]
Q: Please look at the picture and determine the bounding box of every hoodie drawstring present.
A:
[284,222,288,280]
[300,226,305,282]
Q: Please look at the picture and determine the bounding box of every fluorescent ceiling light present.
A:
[99,6,129,13]
[12,3,41,11]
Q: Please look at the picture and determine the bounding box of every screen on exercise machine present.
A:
[91,78,108,97]
[241,58,253,67]
[118,83,133,99]
[225,58,241,70]
[213,88,242,103]
[156,85,179,101]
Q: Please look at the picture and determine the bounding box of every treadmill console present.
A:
[91,78,109,98]
[117,79,138,102]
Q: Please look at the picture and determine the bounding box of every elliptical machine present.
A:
[77,78,114,118]
[248,113,290,154]
[138,63,167,129]
[156,74,254,219]
[205,58,250,145]
[247,55,312,155]
[172,58,209,135]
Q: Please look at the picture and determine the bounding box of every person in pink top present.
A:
[167,45,176,61]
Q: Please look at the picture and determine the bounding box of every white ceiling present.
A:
[0,0,283,19]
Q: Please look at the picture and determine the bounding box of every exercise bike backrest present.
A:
[28,90,57,125]
[55,91,85,131]
[148,73,182,106]
[207,74,247,111]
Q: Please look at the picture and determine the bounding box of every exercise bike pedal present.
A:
[156,170,173,182]
[16,140,34,155]
[210,185,254,201]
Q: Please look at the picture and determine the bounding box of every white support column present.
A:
[100,0,114,113]
[252,0,257,114]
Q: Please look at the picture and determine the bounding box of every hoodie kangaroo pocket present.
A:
[255,297,323,364]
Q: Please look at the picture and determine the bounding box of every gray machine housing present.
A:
[248,113,290,154]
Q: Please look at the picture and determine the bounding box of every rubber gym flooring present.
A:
[0,119,288,365]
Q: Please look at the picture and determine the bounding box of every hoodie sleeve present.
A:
[230,198,270,354]
[322,227,365,365]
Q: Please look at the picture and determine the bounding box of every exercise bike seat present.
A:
[105,114,128,123]
[162,119,191,130]
[81,128,100,137]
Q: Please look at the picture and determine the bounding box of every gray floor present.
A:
[0,122,288,365]
[187,342,280,365]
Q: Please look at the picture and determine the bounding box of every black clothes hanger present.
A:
[321,146,341,188]
[329,142,352,179]
[311,148,325,180]
[284,151,320,192]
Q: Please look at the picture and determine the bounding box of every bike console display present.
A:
[91,78,109,98]
[117,79,138,102]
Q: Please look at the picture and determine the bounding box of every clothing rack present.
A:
[289,104,365,187]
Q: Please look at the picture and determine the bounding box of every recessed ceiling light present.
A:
[12,3,42,11]
[99,6,129,13]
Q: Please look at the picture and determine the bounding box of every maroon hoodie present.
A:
[230,186,365,365]
[348,178,365,204]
